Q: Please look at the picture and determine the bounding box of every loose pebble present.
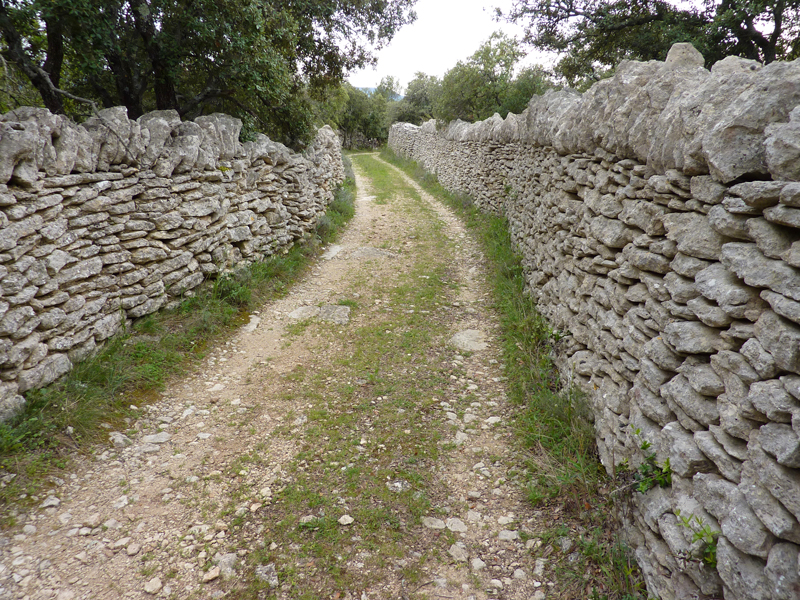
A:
[143,577,162,594]
[422,517,446,529]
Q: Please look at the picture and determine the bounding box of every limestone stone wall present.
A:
[390,44,800,600]
[0,106,344,421]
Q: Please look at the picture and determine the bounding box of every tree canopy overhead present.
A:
[0,0,417,146]
[499,0,800,85]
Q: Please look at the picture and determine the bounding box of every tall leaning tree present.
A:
[498,0,800,85]
[0,0,417,146]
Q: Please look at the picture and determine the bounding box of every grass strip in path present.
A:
[225,153,462,598]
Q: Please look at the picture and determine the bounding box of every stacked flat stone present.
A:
[0,107,344,421]
[390,44,800,600]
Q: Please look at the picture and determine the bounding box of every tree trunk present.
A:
[0,2,64,113]
[129,0,179,110]
[42,17,64,89]
[106,51,145,118]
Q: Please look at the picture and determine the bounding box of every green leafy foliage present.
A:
[634,454,672,494]
[631,433,672,493]
[675,509,720,568]
[332,33,553,136]
[324,33,553,139]
[337,84,389,148]
[394,72,440,124]
[433,32,553,123]
[499,0,800,87]
[0,0,417,146]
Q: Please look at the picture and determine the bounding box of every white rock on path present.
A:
[338,515,354,525]
[40,495,60,508]
[242,315,260,333]
[135,443,161,454]
[144,577,162,594]
[215,553,238,578]
[319,305,350,325]
[350,246,394,260]
[446,518,468,532]
[386,479,411,493]
[109,432,133,448]
[142,432,171,444]
[448,542,469,561]
[321,245,343,260]
[254,563,279,588]
[288,306,320,320]
[534,557,547,576]
[422,516,446,529]
[112,536,131,550]
[450,329,488,352]
[498,529,519,541]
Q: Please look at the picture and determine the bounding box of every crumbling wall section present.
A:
[390,44,800,600]
[0,107,344,420]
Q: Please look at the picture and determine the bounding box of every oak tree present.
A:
[0,0,417,146]
[499,0,800,85]
[433,32,551,122]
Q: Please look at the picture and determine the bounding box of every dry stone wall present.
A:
[0,106,344,421]
[390,43,800,600]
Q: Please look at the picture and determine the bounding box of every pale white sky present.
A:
[347,0,554,91]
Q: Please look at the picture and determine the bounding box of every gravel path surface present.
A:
[0,154,560,600]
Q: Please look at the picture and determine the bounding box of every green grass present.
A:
[0,160,357,523]
[336,298,358,309]
[353,154,403,205]
[380,147,647,600]
[226,153,455,598]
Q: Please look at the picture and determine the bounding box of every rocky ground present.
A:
[0,154,573,600]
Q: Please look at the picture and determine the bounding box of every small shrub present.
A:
[631,431,672,494]
[675,510,719,568]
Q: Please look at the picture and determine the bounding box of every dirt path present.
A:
[0,154,557,600]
